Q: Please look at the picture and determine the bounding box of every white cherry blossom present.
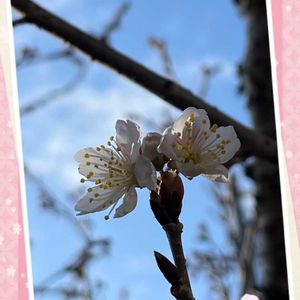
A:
[158,107,240,182]
[75,120,156,218]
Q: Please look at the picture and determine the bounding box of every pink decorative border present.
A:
[0,1,299,299]
[272,0,300,245]
[0,60,29,299]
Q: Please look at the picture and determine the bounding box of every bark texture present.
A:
[235,1,289,299]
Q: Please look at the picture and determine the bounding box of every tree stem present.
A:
[163,223,195,300]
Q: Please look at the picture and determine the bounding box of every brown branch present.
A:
[11,0,278,164]
[163,223,195,300]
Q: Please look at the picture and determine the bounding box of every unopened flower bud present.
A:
[154,251,180,287]
[150,171,184,225]
[142,132,168,171]
[159,171,184,222]
[150,191,171,225]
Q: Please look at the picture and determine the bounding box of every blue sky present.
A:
[13,1,254,299]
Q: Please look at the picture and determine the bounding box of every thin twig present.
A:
[100,1,131,41]
[163,223,195,300]
[239,220,257,296]
[20,64,87,115]
[11,0,278,163]
[148,37,177,78]
[13,16,28,26]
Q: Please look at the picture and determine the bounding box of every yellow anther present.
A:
[95,179,101,184]
[94,193,99,197]
[87,188,93,193]
[210,124,218,133]
[202,119,207,124]
[188,113,195,122]
[84,153,90,158]
[96,147,101,151]
[221,150,226,154]
[185,121,190,126]
[86,161,91,166]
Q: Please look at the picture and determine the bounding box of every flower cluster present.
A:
[74,107,240,218]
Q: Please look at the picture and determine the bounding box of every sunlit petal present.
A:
[134,155,157,190]
[114,186,137,218]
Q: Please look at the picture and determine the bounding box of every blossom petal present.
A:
[74,186,125,215]
[219,138,240,163]
[141,132,162,161]
[176,161,204,178]
[133,155,157,190]
[241,294,259,300]
[114,186,137,218]
[199,126,240,164]
[157,133,179,160]
[176,161,228,182]
[75,147,119,181]
[116,120,141,162]
[74,147,101,163]
[200,165,229,183]
[173,107,209,133]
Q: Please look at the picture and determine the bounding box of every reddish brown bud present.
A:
[150,191,171,225]
[150,171,184,225]
[159,171,184,222]
[154,251,180,287]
